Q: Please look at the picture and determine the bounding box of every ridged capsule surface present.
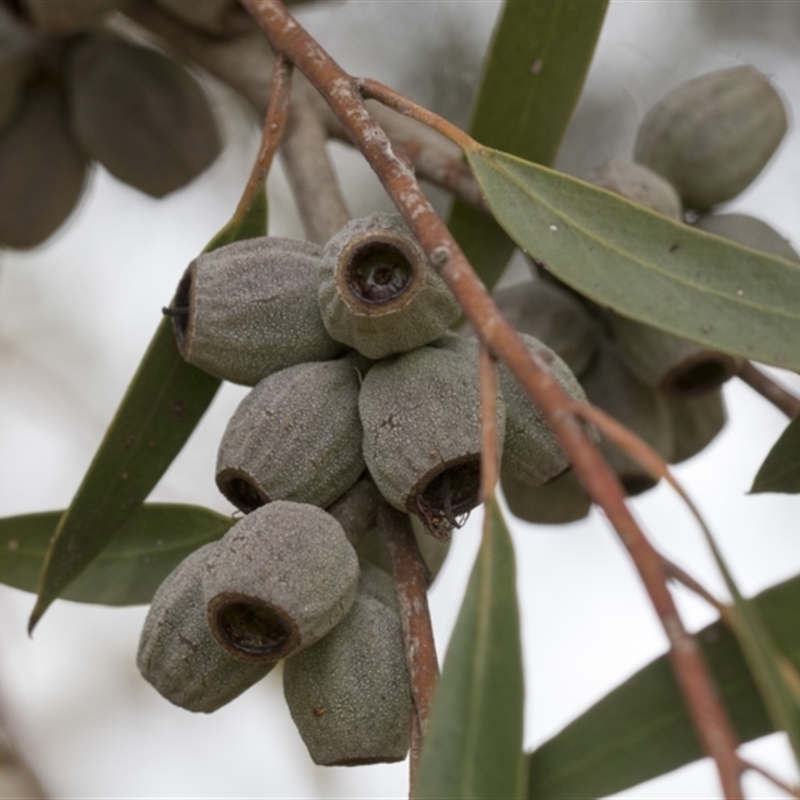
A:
[137,543,273,713]
[216,356,365,512]
[202,502,359,663]
[283,581,411,766]
[171,237,344,385]
[318,212,460,359]
[359,333,505,538]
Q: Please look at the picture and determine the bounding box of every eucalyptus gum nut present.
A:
[606,312,739,397]
[172,237,344,385]
[137,544,273,713]
[216,357,365,512]
[22,0,127,31]
[667,390,727,465]
[580,340,674,496]
[694,213,800,263]
[359,333,506,538]
[203,502,359,663]
[634,66,787,210]
[0,78,88,249]
[462,279,598,377]
[499,332,590,488]
[355,516,451,587]
[154,0,252,35]
[0,49,36,132]
[326,475,381,548]
[357,560,397,611]
[66,32,222,198]
[502,470,591,526]
[318,212,461,359]
[583,158,683,220]
[283,589,411,766]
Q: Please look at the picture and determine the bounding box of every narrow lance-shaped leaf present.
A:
[447,0,608,291]
[29,188,268,631]
[466,147,800,370]
[751,416,800,494]
[1,504,232,606]
[527,573,800,799]
[416,495,527,800]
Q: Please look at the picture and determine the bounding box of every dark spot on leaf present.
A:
[120,472,129,481]
[123,434,136,448]
[668,244,679,254]
[170,400,186,418]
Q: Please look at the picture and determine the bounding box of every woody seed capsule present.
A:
[216,355,365,512]
[283,577,411,766]
[359,333,505,538]
[67,32,222,198]
[318,212,461,359]
[137,543,274,713]
[502,470,591,526]
[694,213,800,263]
[634,66,787,210]
[203,502,359,662]
[583,157,683,220]
[170,236,344,385]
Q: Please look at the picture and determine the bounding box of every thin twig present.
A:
[280,84,350,244]
[479,345,499,501]
[243,4,744,796]
[738,361,800,419]
[235,54,292,218]
[376,501,439,790]
[739,756,800,799]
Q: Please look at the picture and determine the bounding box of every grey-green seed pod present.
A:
[667,390,727,465]
[356,514,451,587]
[0,78,88,249]
[318,212,461,359]
[499,332,590,488]
[634,66,788,210]
[203,501,359,662]
[326,475,381,548]
[694,213,800,263]
[502,470,591,526]
[583,157,683,220]
[170,237,344,385]
[359,333,506,538]
[155,0,253,36]
[356,560,397,611]
[0,46,36,132]
[605,312,739,397]
[66,32,222,198]
[216,355,365,513]
[462,279,598,377]
[137,543,273,713]
[580,340,674,496]
[283,587,411,766]
[22,0,127,32]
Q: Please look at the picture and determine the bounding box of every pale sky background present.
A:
[1,1,800,797]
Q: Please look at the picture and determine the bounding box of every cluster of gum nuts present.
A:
[137,63,798,767]
[137,211,587,766]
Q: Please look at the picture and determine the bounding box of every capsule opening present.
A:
[211,598,292,661]
[414,458,481,539]
[216,470,268,513]
[345,239,414,305]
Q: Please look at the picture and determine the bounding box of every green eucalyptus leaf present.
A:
[527,574,800,799]
[1,505,232,606]
[751,416,800,494]
[465,147,800,370]
[417,496,526,800]
[447,0,608,291]
[29,188,268,631]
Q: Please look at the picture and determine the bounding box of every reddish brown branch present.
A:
[235,53,292,218]
[241,3,743,796]
[376,501,439,787]
[738,361,800,419]
[479,345,499,501]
